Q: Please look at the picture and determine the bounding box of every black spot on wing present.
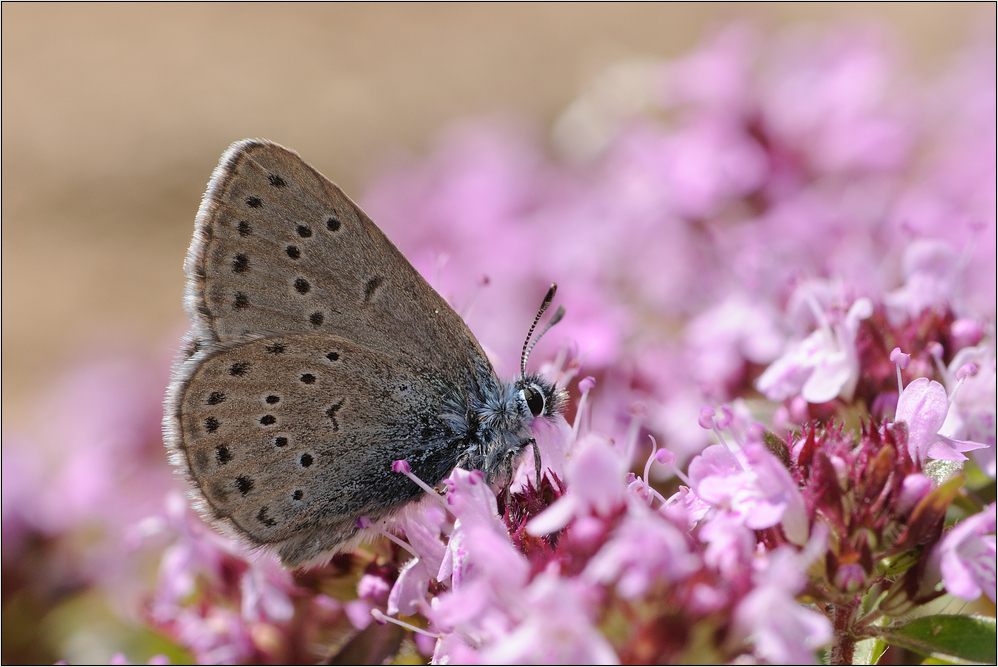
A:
[229,362,250,376]
[363,276,383,304]
[232,254,249,273]
[257,506,277,527]
[236,475,254,495]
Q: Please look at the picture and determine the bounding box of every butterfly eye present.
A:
[523,384,545,417]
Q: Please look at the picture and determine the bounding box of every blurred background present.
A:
[2,3,995,426]
[2,4,995,664]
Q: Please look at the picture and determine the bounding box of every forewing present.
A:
[167,333,462,567]
[185,138,489,385]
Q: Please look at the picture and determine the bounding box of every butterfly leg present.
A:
[517,437,542,488]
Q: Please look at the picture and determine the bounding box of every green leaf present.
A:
[882,615,996,664]
[853,637,887,665]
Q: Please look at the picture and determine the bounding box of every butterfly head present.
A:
[515,373,566,421]
[465,285,568,485]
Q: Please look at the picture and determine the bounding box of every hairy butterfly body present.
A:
[164,140,564,567]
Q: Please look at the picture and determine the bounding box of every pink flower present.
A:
[443,468,503,535]
[939,344,996,477]
[172,607,256,664]
[526,435,627,536]
[688,443,809,544]
[885,240,962,323]
[731,546,832,663]
[429,522,532,649]
[933,503,997,603]
[430,470,532,639]
[732,577,832,663]
[684,295,786,391]
[241,557,295,624]
[387,557,432,617]
[478,572,617,664]
[662,485,712,531]
[895,377,987,464]
[343,599,374,630]
[386,501,448,615]
[149,493,239,621]
[583,504,700,598]
[757,293,873,404]
[759,27,911,175]
[437,468,514,588]
[699,511,755,576]
[655,25,755,113]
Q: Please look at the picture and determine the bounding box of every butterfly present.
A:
[164,139,565,566]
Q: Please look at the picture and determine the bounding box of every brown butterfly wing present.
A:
[165,140,493,566]
[183,139,489,381]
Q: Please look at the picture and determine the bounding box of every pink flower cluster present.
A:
[373,390,834,663]
[2,22,994,666]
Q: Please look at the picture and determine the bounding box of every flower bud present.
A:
[896,474,933,515]
[834,563,866,593]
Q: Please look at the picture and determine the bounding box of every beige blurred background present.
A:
[3,3,994,429]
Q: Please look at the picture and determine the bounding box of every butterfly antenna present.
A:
[524,305,565,372]
[520,284,563,377]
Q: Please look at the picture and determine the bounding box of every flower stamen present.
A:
[572,376,597,443]
[392,460,449,511]
[699,406,744,469]
[890,347,910,394]
[355,516,416,557]
[370,609,441,638]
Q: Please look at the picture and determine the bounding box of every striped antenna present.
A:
[520,284,562,377]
